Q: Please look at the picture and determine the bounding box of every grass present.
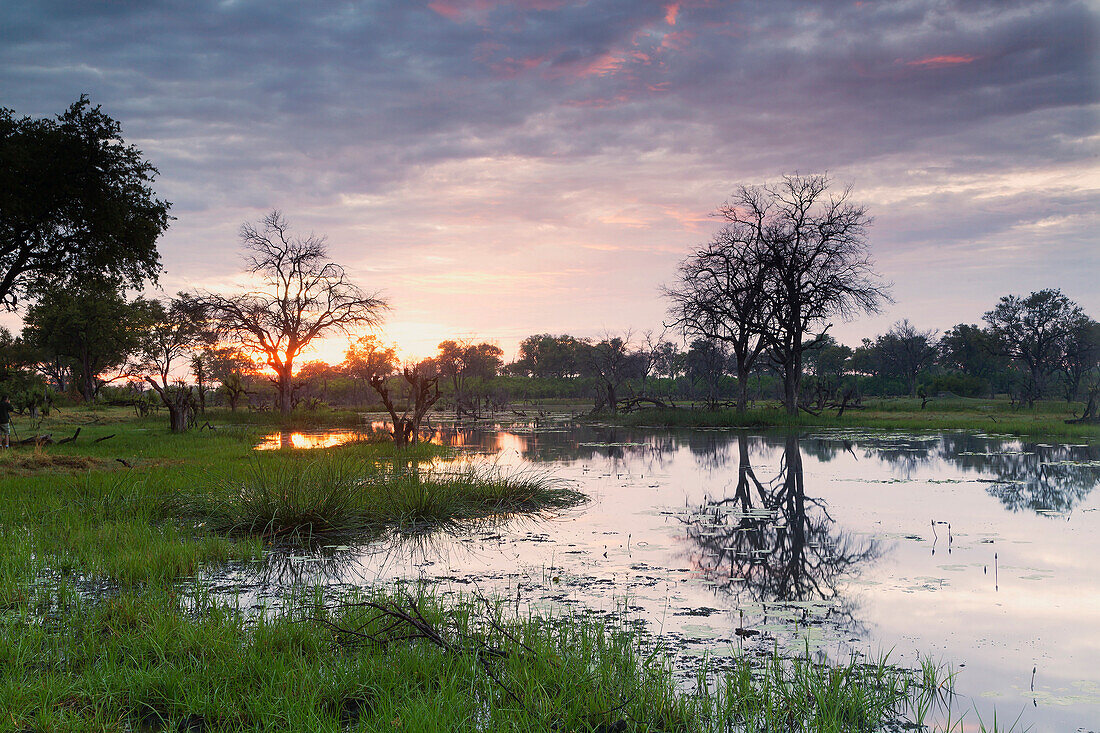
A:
[177,456,585,543]
[0,405,1044,731]
[0,582,982,733]
[617,397,1099,439]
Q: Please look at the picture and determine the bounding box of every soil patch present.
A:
[0,452,113,474]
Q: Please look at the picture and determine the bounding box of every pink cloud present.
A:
[664,3,681,26]
[904,54,978,68]
[429,0,569,22]
[490,52,553,78]
[661,29,695,50]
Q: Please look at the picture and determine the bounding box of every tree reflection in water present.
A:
[807,431,1099,514]
[682,433,879,630]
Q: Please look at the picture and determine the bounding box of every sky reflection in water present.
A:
[238,423,1100,731]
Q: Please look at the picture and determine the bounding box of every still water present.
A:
[244,423,1100,731]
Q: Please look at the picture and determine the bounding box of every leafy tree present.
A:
[938,323,1004,393]
[0,327,50,415]
[512,334,582,378]
[21,279,155,402]
[803,334,853,406]
[650,341,685,380]
[685,338,732,407]
[134,295,207,431]
[0,97,169,308]
[201,210,387,415]
[875,320,938,396]
[343,335,399,382]
[1059,319,1100,402]
[435,339,504,415]
[204,346,257,411]
[983,289,1086,406]
[580,335,643,413]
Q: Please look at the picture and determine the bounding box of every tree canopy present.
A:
[0,96,169,308]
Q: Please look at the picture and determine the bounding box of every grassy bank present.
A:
[0,408,580,587]
[617,397,1099,439]
[1,582,965,733]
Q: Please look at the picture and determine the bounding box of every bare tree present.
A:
[202,210,387,415]
[735,174,889,415]
[369,364,441,448]
[665,218,772,413]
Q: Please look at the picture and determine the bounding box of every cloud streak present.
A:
[0,0,1096,354]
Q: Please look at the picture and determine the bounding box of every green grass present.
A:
[0,409,567,584]
[176,456,585,544]
[618,397,1099,439]
[0,583,977,733]
[0,406,1040,731]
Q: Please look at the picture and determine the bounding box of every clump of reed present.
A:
[177,456,585,544]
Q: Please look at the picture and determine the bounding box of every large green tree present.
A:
[983,289,1086,406]
[21,279,155,402]
[0,97,169,308]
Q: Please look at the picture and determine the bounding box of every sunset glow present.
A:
[1,0,1095,359]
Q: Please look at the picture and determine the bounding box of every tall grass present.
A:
[178,455,586,543]
[0,584,986,732]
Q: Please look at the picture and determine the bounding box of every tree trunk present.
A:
[277,368,293,415]
[168,404,191,433]
[736,366,750,414]
[783,366,800,416]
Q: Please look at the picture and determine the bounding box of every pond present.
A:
[238,422,1100,731]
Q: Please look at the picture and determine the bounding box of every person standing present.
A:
[0,396,12,449]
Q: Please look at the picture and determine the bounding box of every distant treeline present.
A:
[56,287,1088,420]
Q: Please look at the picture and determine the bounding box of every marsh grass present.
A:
[0,584,978,733]
[179,455,586,544]
[621,399,1098,439]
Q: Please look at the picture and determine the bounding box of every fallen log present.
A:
[94,434,116,443]
[57,427,81,445]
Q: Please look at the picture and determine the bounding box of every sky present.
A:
[1,0,1097,364]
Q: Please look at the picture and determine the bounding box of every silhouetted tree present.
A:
[685,338,731,407]
[665,209,772,412]
[983,289,1086,406]
[876,319,939,396]
[204,346,256,411]
[21,279,155,402]
[512,334,583,378]
[581,335,642,413]
[0,97,169,308]
[344,335,399,382]
[1059,319,1100,403]
[201,210,387,415]
[707,174,888,415]
[134,295,207,431]
[938,323,1005,395]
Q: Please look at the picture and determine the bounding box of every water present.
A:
[244,423,1100,731]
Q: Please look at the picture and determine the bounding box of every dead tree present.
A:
[369,368,440,447]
